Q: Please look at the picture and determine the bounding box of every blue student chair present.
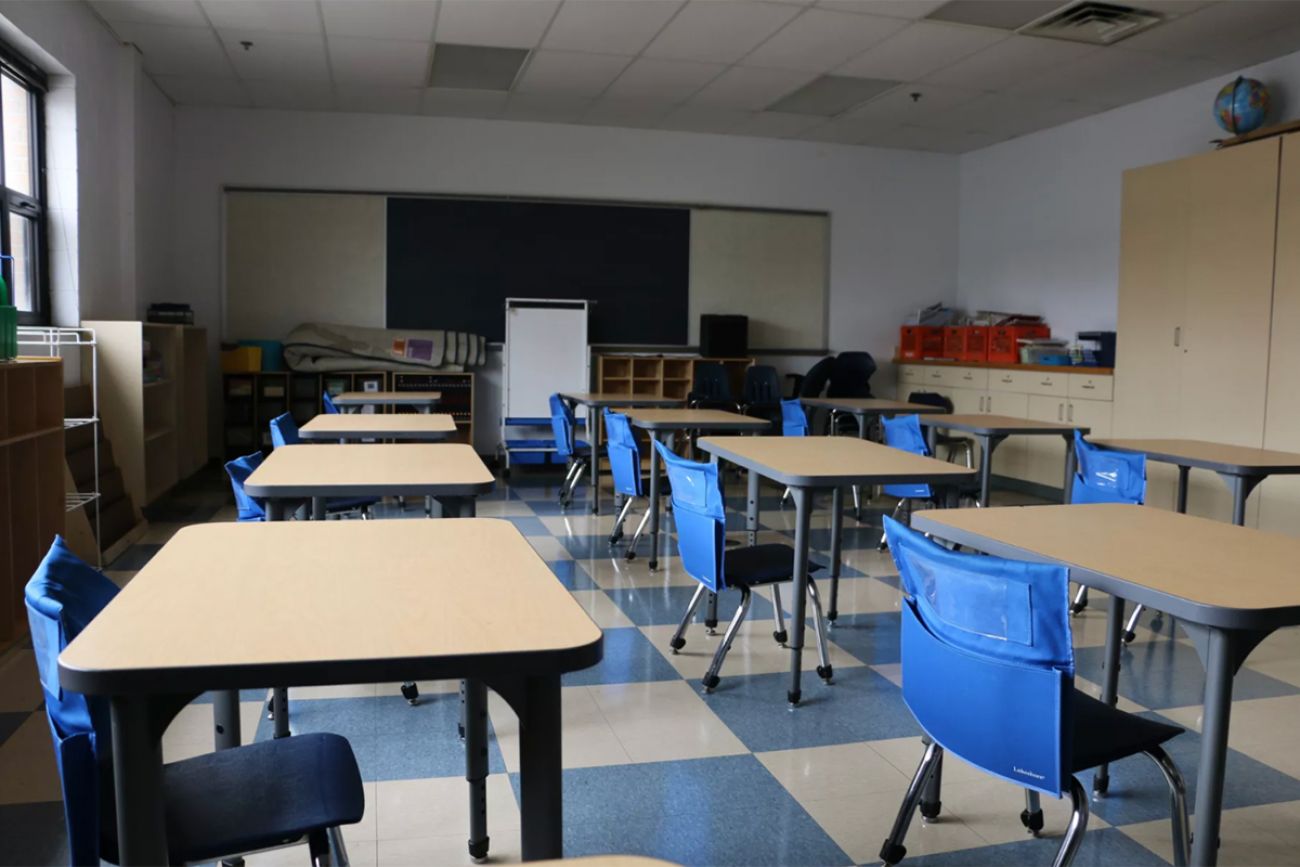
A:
[603,409,661,560]
[656,440,833,691]
[224,451,269,521]
[549,394,594,509]
[322,391,341,414]
[268,413,377,517]
[876,414,935,551]
[878,517,1190,867]
[26,537,365,867]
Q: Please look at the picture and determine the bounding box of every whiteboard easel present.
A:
[503,297,590,434]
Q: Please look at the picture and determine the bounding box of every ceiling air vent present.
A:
[1019,2,1162,45]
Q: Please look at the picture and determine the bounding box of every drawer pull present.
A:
[1040,379,1053,386]
[1081,383,1095,390]
[1000,376,1013,383]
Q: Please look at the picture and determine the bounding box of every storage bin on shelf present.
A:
[899,326,946,360]
[943,326,989,362]
[221,346,262,373]
[988,324,1050,363]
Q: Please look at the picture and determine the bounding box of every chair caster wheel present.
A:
[608,529,624,545]
[468,837,490,863]
[1092,776,1109,797]
[1150,616,1164,632]
[773,630,788,646]
[1020,808,1044,836]
[702,674,720,692]
[669,637,686,652]
[1069,601,1087,616]
[920,800,941,820]
[880,841,906,866]
[1122,630,1137,644]
[817,664,833,682]
[625,551,637,562]
[401,683,420,705]
[266,695,276,720]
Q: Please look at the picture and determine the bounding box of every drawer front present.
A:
[899,365,925,385]
[1026,371,1068,397]
[919,366,951,387]
[987,369,1029,393]
[1068,373,1113,401]
[953,367,988,390]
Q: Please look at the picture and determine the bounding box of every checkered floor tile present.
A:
[3,464,1300,866]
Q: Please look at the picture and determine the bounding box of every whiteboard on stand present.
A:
[503,299,590,423]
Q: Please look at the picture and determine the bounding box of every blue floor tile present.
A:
[108,543,163,571]
[0,802,69,866]
[501,515,550,536]
[561,627,681,686]
[1074,640,1299,711]
[0,712,28,748]
[547,560,597,590]
[820,611,902,665]
[511,755,854,866]
[556,533,619,559]
[253,692,506,782]
[701,668,920,752]
[606,584,775,627]
[901,827,1167,867]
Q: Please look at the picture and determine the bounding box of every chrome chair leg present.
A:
[558,460,580,506]
[1070,583,1089,615]
[669,584,708,653]
[1021,789,1044,836]
[702,586,750,692]
[400,681,419,705]
[781,486,792,507]
[1144,746,1191,867]
[852,484,862,520]
[1123,603,1146,643]
[609,497,634,544]
[327,825,351,867]
[1052,777,1090,867]
[879,740,943,866]
[308,829,333,867]
[879,500,907,552]
[806,577,833,682]
[625,506,653,561]
[770,584,787,645]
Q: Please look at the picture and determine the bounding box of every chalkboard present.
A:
[386,197,689,344]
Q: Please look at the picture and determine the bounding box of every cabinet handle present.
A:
[1174,326,1181,347]
[930,371,941,379]
[1058,403,1064,421]
[1041,379,1053,387]
[1081,383,1094,390]
[1068,404,1074,423]
[978,396,985,412]
[986,395,992,412]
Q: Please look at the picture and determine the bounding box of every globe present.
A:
[1214,76,1270,135]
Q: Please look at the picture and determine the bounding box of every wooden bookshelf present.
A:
[595,354,753,401]
[1,357,65,647]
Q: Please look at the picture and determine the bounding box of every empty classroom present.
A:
[4,2,1300,866]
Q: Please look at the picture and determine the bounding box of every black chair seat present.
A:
[725,543,824,586]
[105,733,365,864]
[1070,691,1182,773]
[933,432,971,446]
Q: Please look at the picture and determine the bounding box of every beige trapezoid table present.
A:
[698,435,977,706]
[333,390,441,413]
[624,408,772,572]
[913,503,1300,867]
[299,412,458,442]
[57,519,604,865]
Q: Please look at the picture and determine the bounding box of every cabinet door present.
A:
[1025,394,1068,488]
[1067,398,1112,438]
[1261,133,1300,535]
[1113,157,1188,438]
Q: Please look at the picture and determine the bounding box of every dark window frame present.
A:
[0,39,48,325]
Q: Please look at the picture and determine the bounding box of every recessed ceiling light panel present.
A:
[430,43,530,91]
[768,75,900,117]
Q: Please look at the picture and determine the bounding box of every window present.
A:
[0,42,46,324]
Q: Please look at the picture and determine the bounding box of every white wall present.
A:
[957,47,1300,340]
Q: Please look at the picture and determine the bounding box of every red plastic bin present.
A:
[988,324,1050,364]
[900,326,946,360]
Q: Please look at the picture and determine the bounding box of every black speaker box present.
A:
[699,315,748,358]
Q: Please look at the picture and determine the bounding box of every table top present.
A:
[920,413,1089,436]
[913,504,1300,631]
[58,520,603,695]
[299,413,458,441]
[625,408,771,432]
[333,391,441,405]
[699,435,978,488]
[801,397,947,415]
[559,392,684,408]
[1088,438,1300,476]
[245,443,495,498]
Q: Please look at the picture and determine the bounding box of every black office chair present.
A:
[907,391,973,468]
[827,351,877,399]
[688,362,741,412]
[787,355,834,400]
[741,365,783,432]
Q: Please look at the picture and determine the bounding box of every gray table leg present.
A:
[1191,629,1235,866]
[746,464,760,546]
[213,689,241,751]
[591,408,603,514]
[266,495,292,736]
[787,487,813,706]
[519,674,563,861]
[828,486,843,624]
[1230,475,1247,527]
[464,678,490,861]
[110,696,169,866]
[312,496,325,521]
[267,499,285,522]
[1177,465,1190,514]
[648,432,663,571]
[1062,434,1077,504]
[1092,593,1125,796]
[977,435,995,507]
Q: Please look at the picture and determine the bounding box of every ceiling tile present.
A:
[743,8,910,71]
[768,73,897,114]
[436,0,560,49]
[1120,1,1300,61]
[515,50,631,97]
[836,20,1007,80]
[335,84,423,113]
[580,97,677,128]
[320,1,438,41]
[421,87,509,118]
[112,21,234,78]
[221,29,330,81]
[329,36,431,85]
[922,34,1098,91]
[688,65,815,110]
[731,109,825,137]
[1008,48,1232,108]
[816,0,946,18]
[247,79,336,111]
[151,74,251,107]
[91,0,208,28]
[659,104,750,134]
[502,92,593,122]
[644,0,802,63]
[201,0,322,35]
[605,57,727,102]
[430,43,530,90]
[543,0,684,55]
[840,81,983,122]
[924,0,1061,31]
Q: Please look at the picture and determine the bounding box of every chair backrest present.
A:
[883,516,1075,797]
[653,440,727,592]
[780,399,808,437]
[881,414,932,500]
[906,390,954,413]
[268,412,300,448]
[1072,431,1146,505]
[826,351,876,398]
[797,356,835,398]
[548,394,578,459]
[224,451,267,521]
[25,537,121,866]
[322,391,340,414]
[603,410,642,497]
[690,362,733,404]
[742,365,782,406]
